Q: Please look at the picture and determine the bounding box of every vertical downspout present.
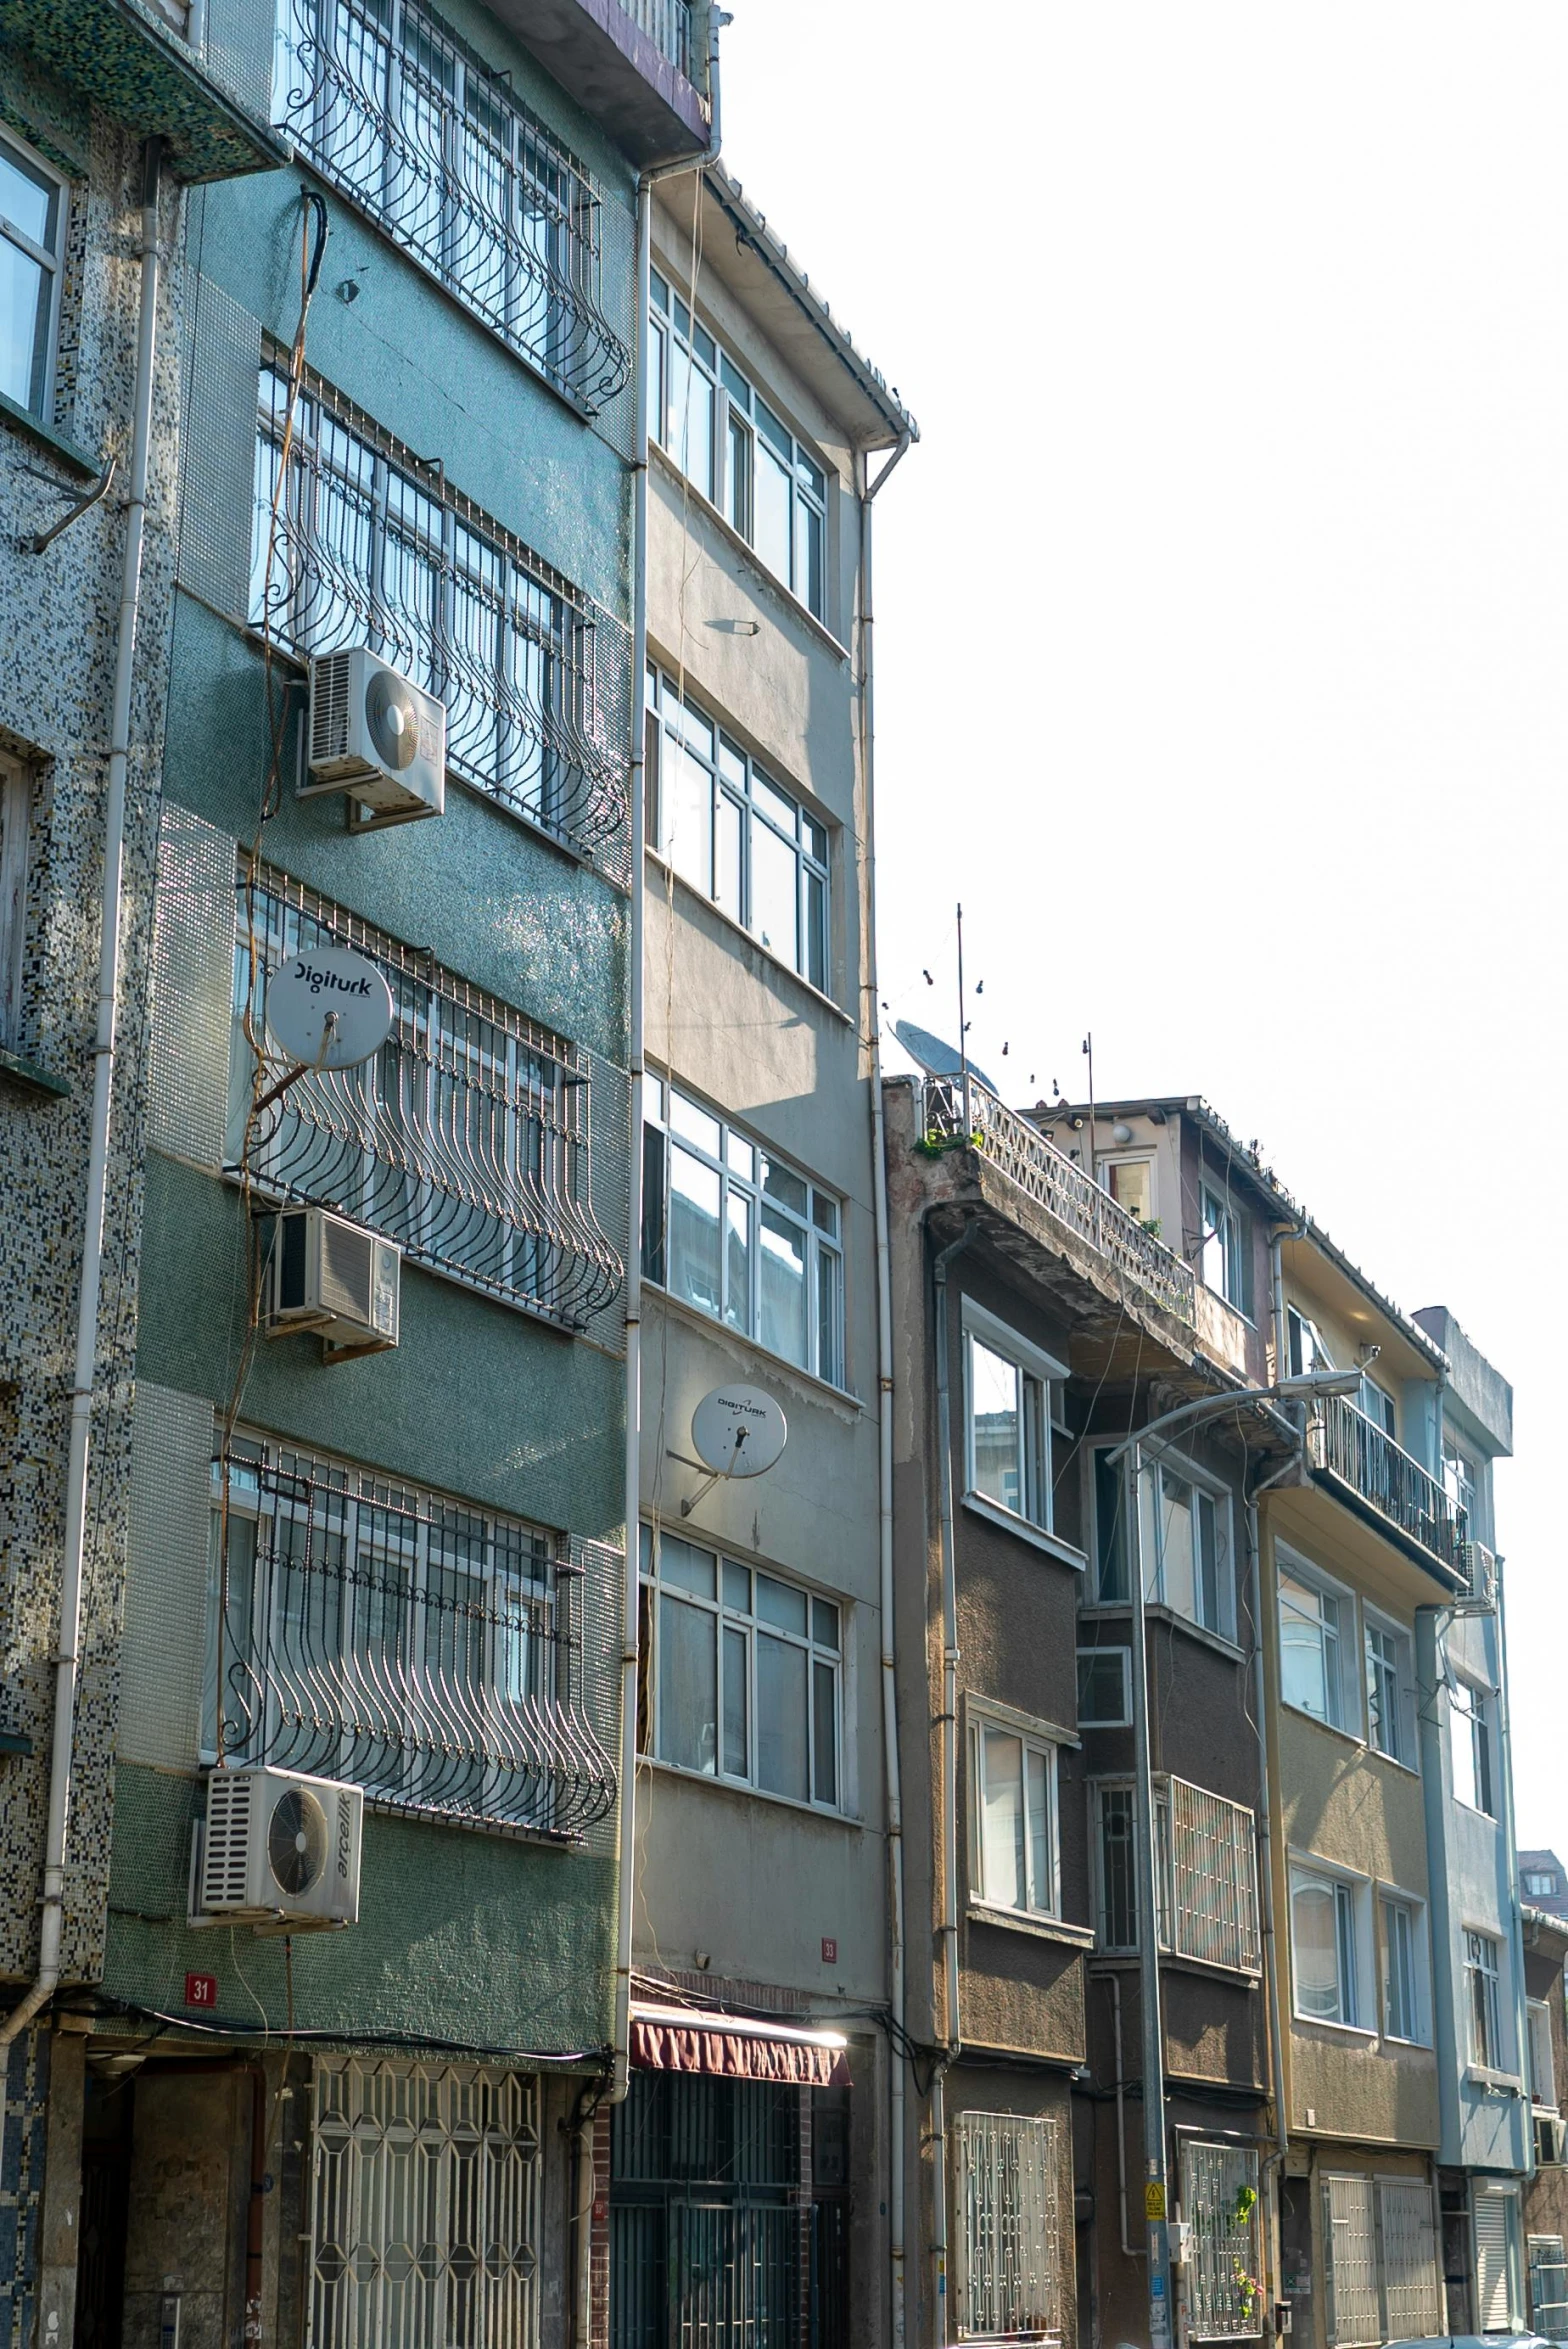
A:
[1494,1552,1532,2184]
[1125,1435,1172,2349]
[1248,1469,1297,2336]
[931,1217,974,2331]
[0,137,165,2055]
[610,14,726,2118]
[861,425,912,2349]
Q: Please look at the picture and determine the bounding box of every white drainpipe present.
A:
[0,138,165,2056]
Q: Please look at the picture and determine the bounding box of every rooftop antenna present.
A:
[1083,1030,1100,1242]
[957,902,971,1135]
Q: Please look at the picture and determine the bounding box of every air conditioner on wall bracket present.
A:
[304,645,446,828]
[1537,2113,1566,2167]
[1465,1541,1499,1607]
[197,1766,362,1930]
[263,1204,400,1360]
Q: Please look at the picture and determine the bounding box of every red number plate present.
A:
[184,1972,218,2009]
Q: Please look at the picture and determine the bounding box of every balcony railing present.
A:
[624,0,692,76]
[1308,1393,1468,1574]
[922,1077,1198,1329]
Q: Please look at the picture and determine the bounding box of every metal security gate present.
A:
[1529,2236,1568,2340]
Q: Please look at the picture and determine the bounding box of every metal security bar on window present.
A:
[1378,2181,1443,2340]
[1308,1392,1468,1573]
[252,360,629,862]
[922,1076,1198,1329]
[210,1437,615,1837]
[1182,2143,1262,2340]
[953,2111,1063,2342]
[230,869,623,1328]
[310,2059,540,2349]
[274,0,629,411]
[1167,1777,1262,1975]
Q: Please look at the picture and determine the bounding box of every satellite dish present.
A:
[893,1018,996,1096]
[266,946,394,1071]
[691,1386,788,1480]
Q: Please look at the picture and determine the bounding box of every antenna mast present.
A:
[956,902,971,1136]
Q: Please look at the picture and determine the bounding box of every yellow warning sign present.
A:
[1145,2181,1167,2221]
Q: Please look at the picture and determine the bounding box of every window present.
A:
[1096,1778,1260,1972]
[252,359,622,856]
[1291,1865,1364,2027]
[1151,1462,1233,1638]
[274,0,626,410]
[0,131,64,421]
[1077,1647,1131,1727]
[1526,1870,1562,1900]
[641,1077,844,1387]
[1530,2000,1558,2112]
[1287,1306,1328,1378]
[1452,1679,1496,1816]
[969,1715,1058,1917]
[1323,2174,1443,2346]
[647,668,829,986]
[1091,1443,1130,1601]
[638,1530,842,1810]
[1181,2142,1263,2341]
[0,753,30,1047]
[963,1313,1056,1531]
[1199,1181,1249,1314]
[310,2059,539,2349]
[1096,1784,1138,1951]
[1444,1436,1479,1531]
[1382,1897,1425,2043]
[207,1433,611,1836]
[1358,1375,1396,1438]
[649,268,829,621]
[1100,1156,1154,1226]
[1279,1559,1356,1733]
[230,870,621,1326]
[1364,1613,1415,1768]
[1466,1930,1505,2071]
[952,2111,1063,2341]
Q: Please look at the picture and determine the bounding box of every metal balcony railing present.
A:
[624,0,692,76]
[921,1077,1198,1328]
[1308,1393,1468,1574]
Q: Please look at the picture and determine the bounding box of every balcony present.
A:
[1307,1392,1468,1578]
[626,0,691,74]
[922,1076,1198,1331]
[487,0,710,171]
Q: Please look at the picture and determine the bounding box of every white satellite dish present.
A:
[266,947,394,1072]
[691,1385,788,1481]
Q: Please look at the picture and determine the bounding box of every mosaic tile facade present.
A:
[0,2026,50,2349]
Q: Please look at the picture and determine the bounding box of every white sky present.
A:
[720,4,1568,1852]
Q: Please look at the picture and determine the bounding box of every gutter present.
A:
[0,138,165,2056]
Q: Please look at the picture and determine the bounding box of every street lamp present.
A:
[1105,1368,1360,2349]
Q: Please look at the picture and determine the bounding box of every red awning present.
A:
[629,2002,851,2087]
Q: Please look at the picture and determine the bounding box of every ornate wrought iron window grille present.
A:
[209,1434,615,1837]
[273,0,630,412]
[229,867,624,1329]
[1180,2141,1263,2341]
[952,2110,1063,2342]
[251,357,629,864]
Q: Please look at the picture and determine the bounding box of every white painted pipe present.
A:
[0,139,165,2055]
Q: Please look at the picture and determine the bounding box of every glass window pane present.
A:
[759,1204,808,1366]
[751,773,798,834]
[761,1155,808,1219]
[756,398,791,459]
[1293,1879,1341,2020]
[811,1597,839,1651]
[722,1560,750,1612]
[1196,1492,1222,1630]
[816,1242,842,1388]
[714,790,742,923]
[756,1632,808,1801]
[722,1624,747,1776]
[755,441,792,581]
[812,1660,837,1807]
[1027,1746,1052,1911]
[1095,1448,1129,1602]
[1280,1573,1334,1724]
[804,868,828,992]
[755,1574,808,1636]
[797,497,824,617]
[658,1593,716,1774]
[0,144,58,246]
[658,1536,716,1601]
[750,819,799,966]
[669,1144,721,1317]
[0,238,51,414]
[666,743,713,896]
[720,354,748,404]
[692,319,716,370]
[726,1130,757,1185]
[669,341,714,499]
[1078,1650,1128,1725]
[1158,1471,1197,1620]
[669,1090,722,1159]
[651,268,669,312]
[728,414,752,536]
[981,1729,1026,1910]
[970,1340,1022,1512]
[811,1193,838,1238]
[724,1188,751,1334]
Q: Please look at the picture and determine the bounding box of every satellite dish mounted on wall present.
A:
[680,1385,788,1517]
[266,947,395,1072]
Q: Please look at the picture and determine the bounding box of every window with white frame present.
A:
[1444,1436,1479,1530]
[1279,1556,1357,1733]
[969,1712,1059,1919]
[1181,2141,1263,2341]
[0,132,65,422]
[1287,1305,1329,1378]
[962,1305,1059,1533]
[1096,1783,1139,1951]
[1466,1929,1505,2071]
[641,1075,844,1386]
[952,2110,1063,2341]
[1358,1374,1396,1439]
[1100,1154,1155,1227]
[1150,1460,1234,1639]
[1322,2173,1443,2347]
[1451,1678,1496,1816]
[646,667,829,987]
[1077,1646,1131,1727]
[1199,1180,1249,1314]
[637,1530,842,1810]
[0,752,30,1048]
[310,2058,540,2349]
[648,268,829,620]
[1090,1442,1130,1602]
[1095,1777,1260,1973]
[1364,1612,1416,1768]
[1530,2000,1558,2113]
[1381,1895,1426,2044]
[1291,1863,1367,2027]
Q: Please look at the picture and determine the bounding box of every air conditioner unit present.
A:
[304,646,445,827]
[199,1766,362,1929]
[264,1205,400,1357]
[1537,2112,1565,2166]
[1466,1542,1499,1606]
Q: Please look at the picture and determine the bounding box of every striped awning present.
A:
[630,2003,850,2088]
